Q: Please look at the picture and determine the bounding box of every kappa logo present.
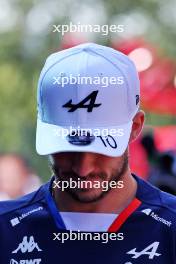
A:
[127,241,161,260]
[10,259,41,264]
[141,208,172,227]
[12,236,42,254]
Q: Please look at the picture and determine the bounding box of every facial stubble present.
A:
[49,152,129,203]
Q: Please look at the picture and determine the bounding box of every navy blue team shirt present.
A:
[0,174,176,264]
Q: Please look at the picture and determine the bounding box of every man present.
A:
[0,43,176,263]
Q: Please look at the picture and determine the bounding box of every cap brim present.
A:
[36,119,132,157]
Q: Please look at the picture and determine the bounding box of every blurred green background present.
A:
[0,0,176,181]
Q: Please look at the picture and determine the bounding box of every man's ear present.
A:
[129,110,145,143]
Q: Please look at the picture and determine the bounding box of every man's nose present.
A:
[72,152,95,177]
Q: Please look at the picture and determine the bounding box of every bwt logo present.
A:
[10,259,41,264]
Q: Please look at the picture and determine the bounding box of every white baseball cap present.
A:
[36,43,140,157]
